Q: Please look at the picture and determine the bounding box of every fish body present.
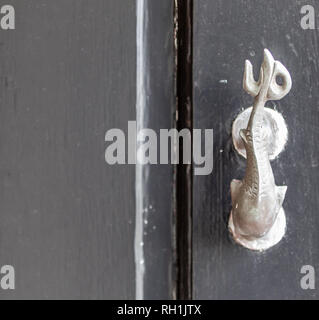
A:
[231,104,286,239]
[231,49,290,240]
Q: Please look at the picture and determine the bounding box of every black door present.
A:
[1,0,319,300]
[193,0,319,299]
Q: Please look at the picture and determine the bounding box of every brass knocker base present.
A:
[229,207,286,251]
[232,106,288,160]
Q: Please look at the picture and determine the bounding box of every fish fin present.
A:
[276,185,287,210]
[231,179,242,206]
[239,129,249,144]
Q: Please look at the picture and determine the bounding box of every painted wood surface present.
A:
[193,0,319,299]
[135,0,176,300]
[0,0,136,299]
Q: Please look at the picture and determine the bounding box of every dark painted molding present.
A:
[176,0,193,300]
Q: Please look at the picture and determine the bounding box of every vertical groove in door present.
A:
[135,0,147,300]
[175,0,193,300]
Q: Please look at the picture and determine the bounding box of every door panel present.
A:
[0,0,136,299]
[193,0,319,299]
[0,0,177,300]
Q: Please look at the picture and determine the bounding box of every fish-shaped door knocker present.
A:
[229,49,292,251]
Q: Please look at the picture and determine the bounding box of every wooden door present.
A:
[0,0,138,299]
[0,0,176,300]
[1,0,319,301]
[193,0,319,299]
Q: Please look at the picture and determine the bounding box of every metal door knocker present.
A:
[229,49,292,251]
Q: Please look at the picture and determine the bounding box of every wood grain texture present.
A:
[193,0,319,299]
[0,0,135,299]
